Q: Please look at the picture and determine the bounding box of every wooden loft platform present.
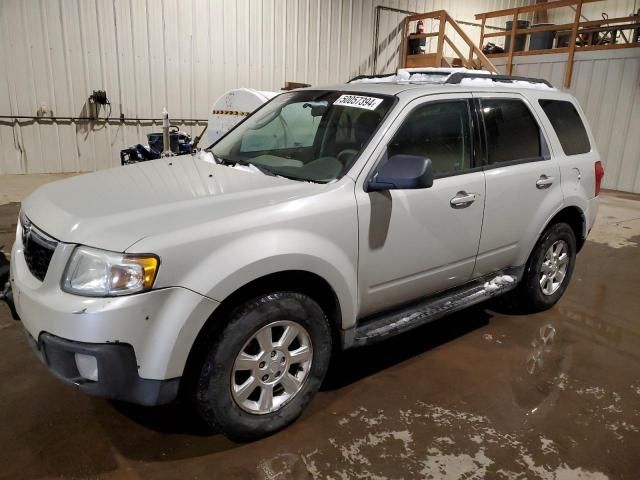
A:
[475,0,640,87]
[399,10,498,73]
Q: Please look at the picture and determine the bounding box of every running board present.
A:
[342,269,522,349]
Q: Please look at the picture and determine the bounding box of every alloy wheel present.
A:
[539,240,570,296]
[230,320,313,414]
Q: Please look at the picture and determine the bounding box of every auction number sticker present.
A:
[334,95,383,110]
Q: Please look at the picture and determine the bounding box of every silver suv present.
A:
[4,69,603,441]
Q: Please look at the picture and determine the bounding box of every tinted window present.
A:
[480,99,548,164]
[539,99,590,155]
[388,100,472,176]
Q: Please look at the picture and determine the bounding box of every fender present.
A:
[144,228,358,330]
[199,230,357,327]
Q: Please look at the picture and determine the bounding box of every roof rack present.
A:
[347,72,396,83]
[347,68,554,89]
[444,72,553,88]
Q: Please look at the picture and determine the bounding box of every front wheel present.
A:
[192,292,332,441]
[514,222,577,313]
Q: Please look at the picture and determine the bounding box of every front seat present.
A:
[353,111,382,149]
[336,111,382,168]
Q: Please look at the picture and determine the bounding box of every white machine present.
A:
[206,88,279,147]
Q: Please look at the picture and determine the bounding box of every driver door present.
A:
[355,94,486,317]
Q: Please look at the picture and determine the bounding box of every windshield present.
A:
[209,90,394,182]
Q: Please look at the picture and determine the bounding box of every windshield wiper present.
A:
[267,171,327,184]
[213,155,276,177]
[236,159,276,177]
[213,155,326,183]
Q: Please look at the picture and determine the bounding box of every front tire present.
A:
[192,292,332,441]
[515,222,577,313]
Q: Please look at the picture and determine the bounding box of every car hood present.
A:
[22,152,323,252]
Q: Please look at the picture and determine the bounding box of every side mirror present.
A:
[366,154,434,192]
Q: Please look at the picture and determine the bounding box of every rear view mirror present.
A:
[303,101,328,117]
[366,155,434,192]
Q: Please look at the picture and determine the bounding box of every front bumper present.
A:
[10,234,219,388]
[26,331,179,405]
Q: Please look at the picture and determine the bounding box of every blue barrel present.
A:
[530,23,555,50]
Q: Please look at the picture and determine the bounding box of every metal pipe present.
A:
[457,19,506,31]
[373,6,418,74]
[372,6,380,74]
[162,108,171,156]
[0,115,207,123]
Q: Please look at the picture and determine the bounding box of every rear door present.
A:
[472,93,563,276]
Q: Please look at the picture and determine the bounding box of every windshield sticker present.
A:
[334,95,383,110]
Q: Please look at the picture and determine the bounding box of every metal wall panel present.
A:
[548,0,637,24]
[492,47,640,193]
[0,0,633,180]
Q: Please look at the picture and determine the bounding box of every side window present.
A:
[388,100,472,177]
[539,99,591,155]
[240,102,320,152]
[480,98,549,164]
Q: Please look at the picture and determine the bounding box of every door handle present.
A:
[536,175,554,189]
[450,191,477,208]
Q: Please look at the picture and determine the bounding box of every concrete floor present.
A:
[1,180,639,479]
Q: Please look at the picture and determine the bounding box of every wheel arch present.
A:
[515,204,587,270]
[180,270,343,388]
[543,205,587,252]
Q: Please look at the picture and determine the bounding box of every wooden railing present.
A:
[400,10,498,73]
[475,0,640,88]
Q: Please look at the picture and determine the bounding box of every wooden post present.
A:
[507,9,519,75]
[479,17,486,50]
[435,11,446,67]
[534,0,549,23]
[472,17,487,66]
[564,0,583,88]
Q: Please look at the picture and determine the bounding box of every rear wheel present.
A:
[192,292,332,441]
[513,222,577,313]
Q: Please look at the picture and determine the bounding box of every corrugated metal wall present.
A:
[0,0,532,175]
[549,0,637,24]
[492,47,640,193]
[0,0,636,191]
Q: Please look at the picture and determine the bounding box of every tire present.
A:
[514,222,577,313]
[192,292,332,442]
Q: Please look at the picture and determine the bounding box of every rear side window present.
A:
[480,98,548,164]
[539,99,591,155]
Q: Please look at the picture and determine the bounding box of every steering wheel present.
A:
[336,148,359,165]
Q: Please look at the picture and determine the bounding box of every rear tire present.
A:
[513,222,576,313]
[191,292,332,442]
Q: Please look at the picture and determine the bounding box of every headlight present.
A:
[62,246,159,297]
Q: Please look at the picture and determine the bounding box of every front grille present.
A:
[21,215,58,281]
